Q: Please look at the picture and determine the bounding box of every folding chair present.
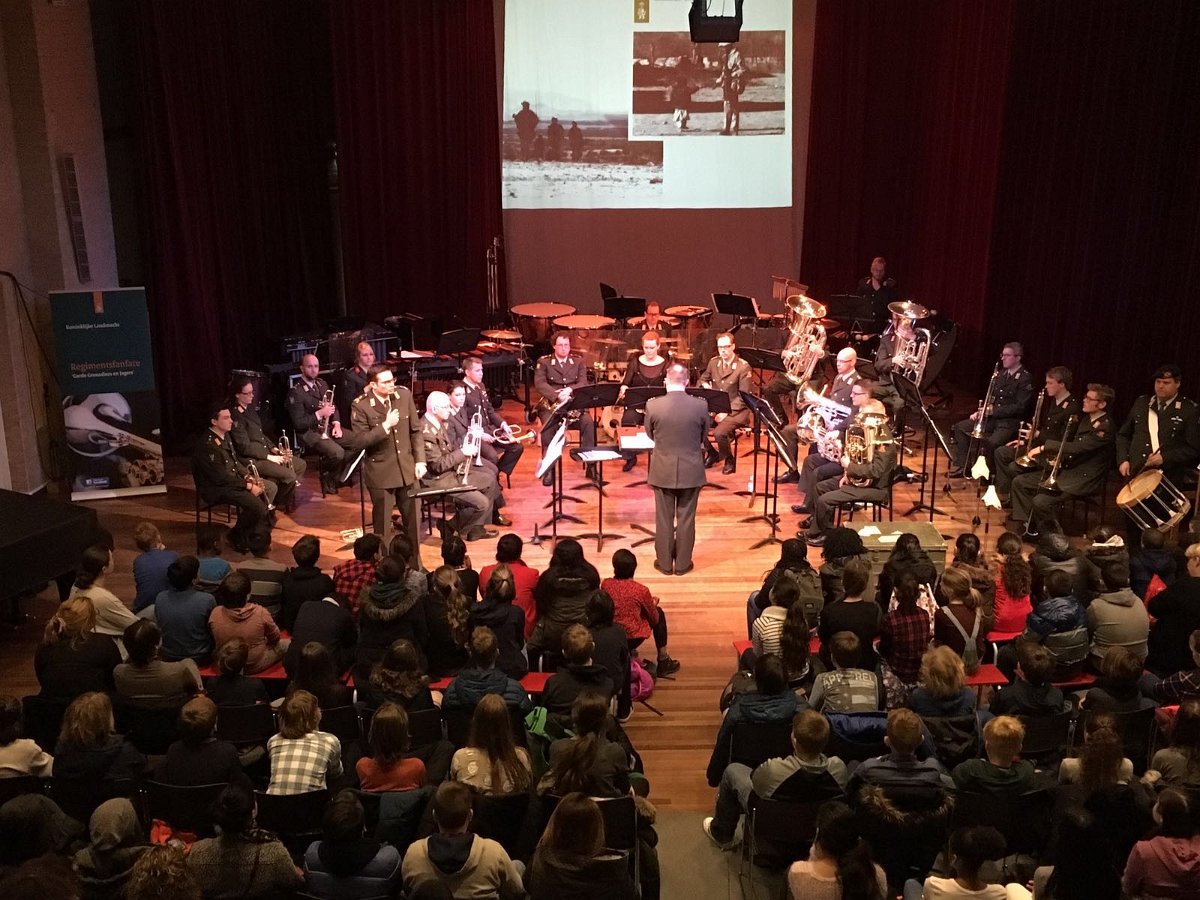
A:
[145,781,229,837]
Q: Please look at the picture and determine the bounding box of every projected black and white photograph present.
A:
[631,31,786,137]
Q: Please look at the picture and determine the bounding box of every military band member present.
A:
[993,366,1080,505]
[192,404,274,552]
[338,341,375,424]
[949,342,1034,477]
[777,347,859,484]
[1115,363,1200,486]
[286,353,346,493]
[534,333,597,483]
[699,332,753,474]
[461,355,524,478]
[617,331,668,471]
[793,379,875,518]
[421,391,501,541]
[642,301,673,337]
[448,381,512,527]
[856,256,899,326]
[1010,383,1116,538]
[351,364,426,552]
[229,376,306,509]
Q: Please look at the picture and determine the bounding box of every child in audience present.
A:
[906,825,1031,899]
[1058,712,1134,788]
[1152,628,1200,706]
[333,534,382,612]
[152,555,216,664]
[479,534,539,639]
[278,534,335,633]
[989,641,1066,717]
[585,590,632,720]
[1129,527,1177,599]
[356,702,426,792]
[818,558,882,669]
[1121,788,1200,900]
[470,565,529,679]
[114,619,203,705]
[602,549,679,676]
[528,792,637,900]
[158,696,247,788]
[809,632,883,714]
[1148,700,1200,787]
[132,521,177,613]
[706,654,802,788]
[204,638,270,707]
[451,693,532,796]
[442,627,531,713]
[69,545,140,639]
[1082,645,1154,713]
[1023,569,1089,680]
[951,716,1036,794]
[303,790,402,898]
[186,784,302,896]
[53,692,148,782]
[363,639,437,713]
[991,532,1033,634]
[265,690,342,795]
[849,709,951,797]
[286,642,353,709]
[0,696,53,778]
[539,624,615,718]
[753,578,799,661]
[544,692,630,798]
[194,523,232,591]
[208,571,287,675]
[908,647,976,718]
[440,535,479,600]
[878,572,932,696]
[785,800,888,899]
[781,606,824,698]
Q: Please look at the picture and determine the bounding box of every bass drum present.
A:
[510,302,576,346]
[1116,470,1191,532]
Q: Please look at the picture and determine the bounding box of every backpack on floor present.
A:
[630,659,655,702]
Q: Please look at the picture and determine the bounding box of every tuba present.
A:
[886,301,932,387]
[843,412,894,487]
[781,294,827,387]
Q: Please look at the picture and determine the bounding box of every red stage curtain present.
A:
[329,0,503,332]
[125,0,337,442]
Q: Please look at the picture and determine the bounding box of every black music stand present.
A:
[713,291,757,328]
[436,328,483,356]
[738,393,793,547]
[603,296,646,323]
[559,383,622,491]
[339,448,370,539]
[737,346,787,394]
[824,293,879,335]
[570,447,625,551]
[735,388,781,502]
[535,420,580,541]
[894,372,952,521]
[619,386,668,489]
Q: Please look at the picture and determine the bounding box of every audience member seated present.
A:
[442,627,532,714]
[991,533,1033,634]
[0,696,53,778]
[70,545,140,639]
[875,532,938,610]
[208,571,286,675]
[355,556,428,687]
[749,538,814,618]
[1058,712,1136,788]
[151,555,216,664]
[540,624,616,719]
[284,594,357,679]
[186,783,303,896]
[125,845,199,900]
[951,716,1037,795]
[470,565,529,679]
[303,789,403,899]
[34,596,120,702]
[527,792,638,900]
[1147,700,1200,788]
[1087,560,1150,666]
[586,590,632,720]
[707,654,802,787]
[0,794,85,873]
[879,573,933,696]
[333,534,382,613]
[908,647,977,719]
[279,534,335,633]
[71,797,150,900]
[543,693,631,798]
[848,709,952,797]
[356,702,427,792]
[704,710,848,849]
[205,639,270,707]
[938,533,997,629]
[989,642,1066,718]
[480,534,539,640]
[265,690,343,795]
[1020,569,1089,680]
[387,534,429,597]
[1121,788,1200,900]
[782,607,825,699]
[235,531,287,619]
[818,527,869,607]
[158,696,248,788]
[53,692,148,782]
[906,825,1031,900]
[785,800,888,900]
[1145,542,1200,676]
[440,535,480,601]
[287,642,354,710]
[1081,645,1154,713]
[451,694,532,796]
[362,639,437,713]
[818,558,882,669]
[132,522,177,614]
[933,569,987,669]
[810,632,883,714]
[194,523,233,591]
[754,577,799,661]
[1029,531,1103,603]
[400,781,525,900]
[114,619,203,705]
[1153,628,1200,706]
[423,566,472,678]
[527,538,600,662]
[1129,527,1177,600]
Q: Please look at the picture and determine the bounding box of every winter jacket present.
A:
[401,832,525,900]
[527,847,637,900]
[468,595,528,678]
[1086,588,1150,662]
[529,568,599,652]
[441,667,532,713]
[303,839,402,900]
[279,565,335,633]
[1129,547,1178,599]
[354,582,428,683]
[539,663,615,716]
[53,735,148,783]
[422,591,471,678]
[1027,593,1087,637]
[1030,533,1103,602]
[706,690,802,786]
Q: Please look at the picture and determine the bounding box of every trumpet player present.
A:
[801,398,898,547]
[777,347,859,484]
[421,391,501,541]
[351,364,426,552]
[286,353,346,494]
[448,382,512,526]
[948,342,1034,478]
[192,404,274,553]
[462,356,524,478]
[1009,384,1115,539]
[992,366,1079,505]
[229,376,306,510]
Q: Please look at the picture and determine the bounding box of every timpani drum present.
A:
[510,302,576,345]
[551,314,616,337]
[1116,469,1192,532]
[665,305,714,343]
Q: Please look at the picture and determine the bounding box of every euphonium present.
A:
[971,364,1001,440]
[892,326,932,386]
[1038,415,1079,493]
[1014,390,1047,470]
[782,293,828,387]
[844,413,894,487]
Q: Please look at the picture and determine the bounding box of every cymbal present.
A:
[888,300,931,320]
[785,294,827,319]
[482,329,521,341]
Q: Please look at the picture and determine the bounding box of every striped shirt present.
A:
[753,607,788,659]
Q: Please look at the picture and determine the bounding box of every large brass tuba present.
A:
[843,412,894,487]
[781,294,827,387]
[886,301,932,387]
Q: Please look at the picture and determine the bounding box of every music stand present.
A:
[570,447,625,551]
[535,420,580,542]
[619,432,657,547]
[436,328,483,356]
[735,389,781,501]
[713,291,758,327]
[339,448,369,539]
[824,293,880,335]
[738,392,790,546]
[560,383,622,491]
[603,296,646,323]
[894,372,952,521]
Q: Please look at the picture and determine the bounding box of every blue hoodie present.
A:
[706,690,802,786]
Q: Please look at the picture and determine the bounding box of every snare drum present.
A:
[665,305,714,343]
[510,302,576,345]
[1116,469,1192,532]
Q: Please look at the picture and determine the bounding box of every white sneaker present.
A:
[702,816,738,851]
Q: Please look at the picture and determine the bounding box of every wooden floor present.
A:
[4,394,1109,812]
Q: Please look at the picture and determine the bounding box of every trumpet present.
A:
[971,364,1001,440]
[246,461,274,511]
[1014,390,1047,470]
[275,434,294,471]
[492,423,535,444]
[459,410,484,482]
[318,388,336,439]
[1039,415,1079,493]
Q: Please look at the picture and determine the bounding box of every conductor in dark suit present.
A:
[350,364,426,551]
[644,363,709,576]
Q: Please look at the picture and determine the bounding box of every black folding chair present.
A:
[1017,711,1073,767]
[48,776,142,824]
[405,708,445,748]
[145,781,229,837]
[114,698,187,755]
[215,704,277,746]
[21,695,68,754]
[595,795,639,889]
[0,776,48,806]
[1071,705,1158,775]
[320,705,362,745]
[739,791,823,900]
[728,720,794,769]
[255,789,329,855]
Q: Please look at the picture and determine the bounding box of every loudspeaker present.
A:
[689,0,743,43]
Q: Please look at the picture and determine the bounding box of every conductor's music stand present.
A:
[895,372,953,521]
[535,420,579,542]
[561,382,622,491]
[570,447,625,551]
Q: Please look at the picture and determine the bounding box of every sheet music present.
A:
[620,432,655,450]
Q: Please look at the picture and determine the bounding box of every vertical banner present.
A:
[50,288,166,500]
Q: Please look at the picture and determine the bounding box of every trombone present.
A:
[1038,415,1079,493]
[1013,390,1047,470]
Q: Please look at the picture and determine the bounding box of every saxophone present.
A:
[843,413,894,487]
